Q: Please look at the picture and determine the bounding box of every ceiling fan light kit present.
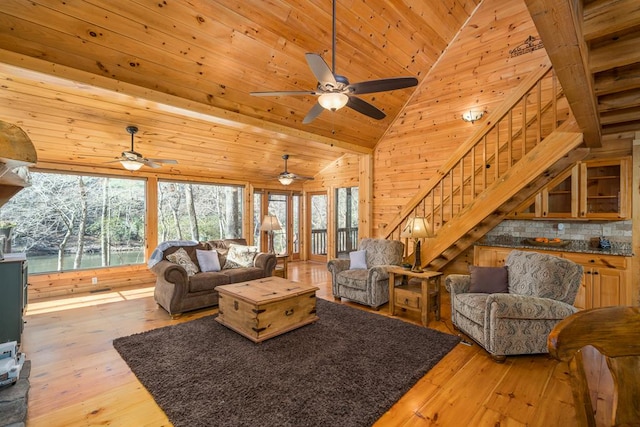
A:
[120,159,143,171]
[250,0,418,124]
[278,176,294,186]
[318,93,349,111]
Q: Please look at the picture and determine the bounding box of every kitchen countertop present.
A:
[476,237,633,257]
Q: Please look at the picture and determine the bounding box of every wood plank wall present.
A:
[371,0,550,237]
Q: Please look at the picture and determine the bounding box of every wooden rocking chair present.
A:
[548,306,640,427]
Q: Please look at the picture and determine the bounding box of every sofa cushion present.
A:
[196,249,221,272]
[468,266,509,294]
[221,267,264,282]
[166,248,200,276]
[337,269,369,291]
[454,293,489,326]
[223,244,258,269]
[189,272,230,293]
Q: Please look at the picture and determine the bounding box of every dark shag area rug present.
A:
[113,299,460,427]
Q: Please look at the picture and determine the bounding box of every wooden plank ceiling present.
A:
[0,0,480,183]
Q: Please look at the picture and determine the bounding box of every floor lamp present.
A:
[400,217,432,272]
[260,214,282,254]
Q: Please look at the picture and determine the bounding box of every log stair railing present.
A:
[383,60,590,271]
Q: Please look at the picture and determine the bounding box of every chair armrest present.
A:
[486,293,578,320]
[150,259,188,287]
[445,274,471,294]
[327,259,350,274]
[254,252,276,276]
[368,265,393,283]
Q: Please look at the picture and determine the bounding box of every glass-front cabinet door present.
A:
[579,158,630,219]
[542,165,578,218]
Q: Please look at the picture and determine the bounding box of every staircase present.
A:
[383,62,590,271]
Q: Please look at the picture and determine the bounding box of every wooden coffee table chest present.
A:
[215,276,319,343]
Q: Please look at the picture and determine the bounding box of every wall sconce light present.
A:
[462,110,484,124]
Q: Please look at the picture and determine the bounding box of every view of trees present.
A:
[157,181,243,242]
[0,173,245,274]
[0,172,146,273]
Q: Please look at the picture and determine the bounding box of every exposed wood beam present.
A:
[524,0,602,147]
[0,49,372,155]
[583,0,640,41]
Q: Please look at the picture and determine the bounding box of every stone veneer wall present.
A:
[486,220,632,243]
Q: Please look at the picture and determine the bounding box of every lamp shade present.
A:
[318,93,349,111]
[260,215,282,231]
[400,217,432,239]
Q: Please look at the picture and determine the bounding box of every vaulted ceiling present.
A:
[0,0,636,186]
[0,0,490,184]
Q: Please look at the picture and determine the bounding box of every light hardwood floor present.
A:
[22,261,597,426]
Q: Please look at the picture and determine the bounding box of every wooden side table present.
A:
[388,267,442,327]
[273,254,289,279]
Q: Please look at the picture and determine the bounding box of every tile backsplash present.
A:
[486,220,632,243]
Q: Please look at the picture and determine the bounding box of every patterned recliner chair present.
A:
[327,238,404,309]
[446,250,583,362]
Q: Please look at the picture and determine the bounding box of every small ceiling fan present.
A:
[113,126,178,171]
[250,0,418,124]
[277,154,314,185]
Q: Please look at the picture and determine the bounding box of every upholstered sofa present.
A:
[446,249,583,362]
[149,239,276,317]
[327,238,404,309]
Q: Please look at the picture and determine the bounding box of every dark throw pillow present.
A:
[468,266,509,294]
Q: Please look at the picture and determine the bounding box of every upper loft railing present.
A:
[384,60,569,245]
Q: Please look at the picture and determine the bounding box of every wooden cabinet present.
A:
[579,158,630,219]
[510,157,630,220]
[474,246,631,309]
[562,252,629,310]
[0,254,28,345]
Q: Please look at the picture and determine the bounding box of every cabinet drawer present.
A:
[395,288,421,309]
[562,253,627,269]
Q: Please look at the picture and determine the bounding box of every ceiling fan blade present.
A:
[305,53,337,86]
[292,174,314,181]
[148,158,178,164]
[348,77,418,95]
[346,96,386,120]
[302,102,325,124]
[142,159,161,169]
[250,90,316,97]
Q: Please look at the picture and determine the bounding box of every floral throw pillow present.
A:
[166,247,200,276]
[223,244,258,269]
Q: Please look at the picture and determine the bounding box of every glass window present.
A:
[0,171,146,273]
[158,181,243,241]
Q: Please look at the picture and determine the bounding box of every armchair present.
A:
[446,250,583,362]
[327,238,404,309]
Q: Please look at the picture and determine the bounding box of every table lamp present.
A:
[400,217,432,272]
[260,214,282,254]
